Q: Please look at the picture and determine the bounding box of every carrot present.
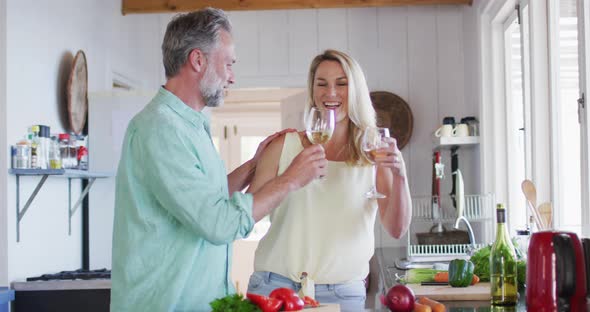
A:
[433,272,448,283]
[418,297,446,312]
[413,302,432,312]
[471,274,480,285]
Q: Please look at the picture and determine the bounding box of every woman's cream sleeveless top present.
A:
[253,132,378,284]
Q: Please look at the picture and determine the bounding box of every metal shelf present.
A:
[9,169,113,242]
[433,136,480,150]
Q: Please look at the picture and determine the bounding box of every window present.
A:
[482,0,590,236]
[504,3,532,231]
[550,0,581,234]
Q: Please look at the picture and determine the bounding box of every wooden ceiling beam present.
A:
[122,0,473,15]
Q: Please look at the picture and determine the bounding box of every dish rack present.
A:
[406,193,495,262]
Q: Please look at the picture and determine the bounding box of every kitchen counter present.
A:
[374,247,527,311]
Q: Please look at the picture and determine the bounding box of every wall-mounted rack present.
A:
[8,169,113,242]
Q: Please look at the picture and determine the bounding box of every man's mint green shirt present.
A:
[111,88,255,312]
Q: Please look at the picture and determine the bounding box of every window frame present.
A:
[574,0,590,236]
[502,6,532,230]
[480,0,552,232]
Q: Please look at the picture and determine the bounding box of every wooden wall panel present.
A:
[436,6,465,122]
[317,9,349,52]
[407,6,438,195]
[375,6,411,185]
[258,10,290,75]
[376,7,409,93]
[288,10,318,75]
[228,11,260,76]
[348,8,379,90]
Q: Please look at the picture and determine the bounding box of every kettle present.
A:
[526,231,587,311]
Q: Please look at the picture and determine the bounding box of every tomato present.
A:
[246,293,283,312]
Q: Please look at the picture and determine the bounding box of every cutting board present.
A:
[407,283,491,301]
[305,304,340,311]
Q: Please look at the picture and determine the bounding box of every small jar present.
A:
[514,228,531,260]
[49,136,62,169]
[68,134,78,169]
[58,133,70,168]
[15,143,30,169]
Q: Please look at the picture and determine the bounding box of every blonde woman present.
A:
[246,50,412,311]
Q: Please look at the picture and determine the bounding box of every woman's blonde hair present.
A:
[305,49,376,165]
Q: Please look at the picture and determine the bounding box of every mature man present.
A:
[110,8,327,311]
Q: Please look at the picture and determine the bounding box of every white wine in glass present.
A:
[305,107,335,145]
[362,127,390,199]
[309,131,332,145]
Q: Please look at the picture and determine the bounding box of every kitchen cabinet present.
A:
[8,169,112,242]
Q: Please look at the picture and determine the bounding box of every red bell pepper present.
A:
[269,288,304,311]
[303,296,320,307]
[246,293,283,312]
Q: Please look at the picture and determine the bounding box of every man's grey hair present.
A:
[162,7,232,79]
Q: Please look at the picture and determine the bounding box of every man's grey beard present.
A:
[203,88,224,107]
[201,65,225,107]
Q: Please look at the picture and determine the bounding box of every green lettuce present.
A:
[210,294,261,312]
[470,244,491,282]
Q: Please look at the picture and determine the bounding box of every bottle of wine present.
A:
[490,203,518,306]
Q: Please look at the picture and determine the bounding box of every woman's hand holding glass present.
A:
[373,136,406,178]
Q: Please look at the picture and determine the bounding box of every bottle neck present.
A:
[496,209,510,238]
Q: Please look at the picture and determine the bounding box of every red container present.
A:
[526,231,587,312]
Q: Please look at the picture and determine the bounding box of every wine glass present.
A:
[305,107,335,179]
[362,127,390,199]
[305,107,335,145]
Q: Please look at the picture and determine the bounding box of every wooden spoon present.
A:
[521,180,545,230]
[521,180,537,208]
[538,202,553,229]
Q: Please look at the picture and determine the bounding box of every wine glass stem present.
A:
[372,164,378,191]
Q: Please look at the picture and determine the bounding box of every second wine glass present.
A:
[362,127,390,199]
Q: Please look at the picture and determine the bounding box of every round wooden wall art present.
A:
[67,50,88,135]
[370,91,413,150]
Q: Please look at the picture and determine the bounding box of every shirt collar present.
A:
[156,86,210,131]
